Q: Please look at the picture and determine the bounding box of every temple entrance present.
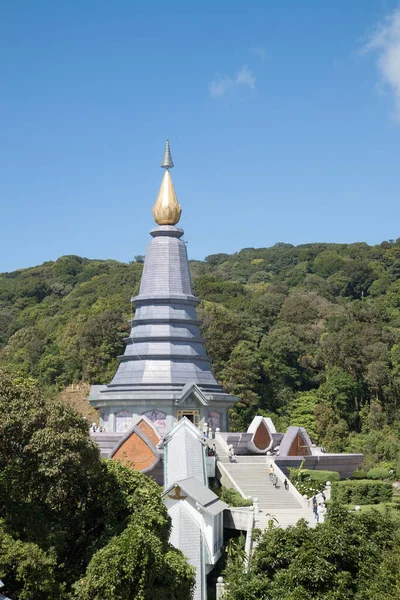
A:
[176,409,200,428]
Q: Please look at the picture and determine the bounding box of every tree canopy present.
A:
[2,241,400,468]
[0,372,194,600]
[223,505,400,600]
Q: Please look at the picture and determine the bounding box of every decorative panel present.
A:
[142,410,167,435]
[113,432,157,471]
[115,410,133,433]
[288,433,311,456]
[207,411,221,431]
[253,420,271,450]
[138,420,160,446]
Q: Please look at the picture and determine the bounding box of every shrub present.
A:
[307,470,340,484]
[367,467,392,480]
[289,467,340,497]
[331,480,393,505]
[219,486,253,507]
[352,469,368,480]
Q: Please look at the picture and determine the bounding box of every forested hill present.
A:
[2,240,400,469]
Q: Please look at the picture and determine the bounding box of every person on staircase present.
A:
[271,474,278,489]
[228,444,236,463]
[268,464,274,481]
[312,496,318,521]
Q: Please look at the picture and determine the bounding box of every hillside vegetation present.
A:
[2,240,400,470]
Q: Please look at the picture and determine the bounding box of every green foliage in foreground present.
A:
[0,372,194,600]
[331,479,393,505]
[3,241,400,466]
[223,505,400,600]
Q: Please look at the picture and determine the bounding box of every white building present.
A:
[162,418,226,600]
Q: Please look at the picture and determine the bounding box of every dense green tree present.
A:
[223,506,400,600]
[312,250,345,278]
[287,391,319,440]
[220,341,263,430]
[0,372,194,600]
[198,301,248,376]
[2,239,400,466]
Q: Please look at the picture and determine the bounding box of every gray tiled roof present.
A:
[164,477,227,515]
[171,477,217,505]
[202,497,228,516]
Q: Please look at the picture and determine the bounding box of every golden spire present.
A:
[152,140,182,226]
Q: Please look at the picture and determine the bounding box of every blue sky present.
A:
[1,0,400,272]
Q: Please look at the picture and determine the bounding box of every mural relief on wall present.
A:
[115,410,134,433]
[207,411,221,432]
[143,410,167,435]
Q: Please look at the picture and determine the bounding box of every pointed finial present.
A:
[153,140,181,225]
[161,139,174,170]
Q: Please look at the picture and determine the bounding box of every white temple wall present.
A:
[100,404,229,434]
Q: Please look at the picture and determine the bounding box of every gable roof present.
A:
[164,477,227,515]
[109,416,161,473]
[163,415,204,444]
[175,383,209,406]
[279,426,313,457]
[163,418,207,487]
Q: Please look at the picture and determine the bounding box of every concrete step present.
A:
[214,437,315,530]
[255,512,317,529]
[221,462,303,511]
[219,456,267,464]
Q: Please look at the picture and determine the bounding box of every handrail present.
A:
[244,509,254,567]
[216,461,249,499]
[214,432,230,454]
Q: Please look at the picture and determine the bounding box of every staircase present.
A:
[213,438,316,529]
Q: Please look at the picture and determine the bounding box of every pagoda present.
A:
[89,141,238,435]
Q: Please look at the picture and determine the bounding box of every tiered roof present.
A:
[90,140,237,407]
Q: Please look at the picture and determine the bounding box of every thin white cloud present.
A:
[251,46,269,62]
[209,65,256,98]
[209,75,233,98]
[363,6,400,120]
[236,65,256,89]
